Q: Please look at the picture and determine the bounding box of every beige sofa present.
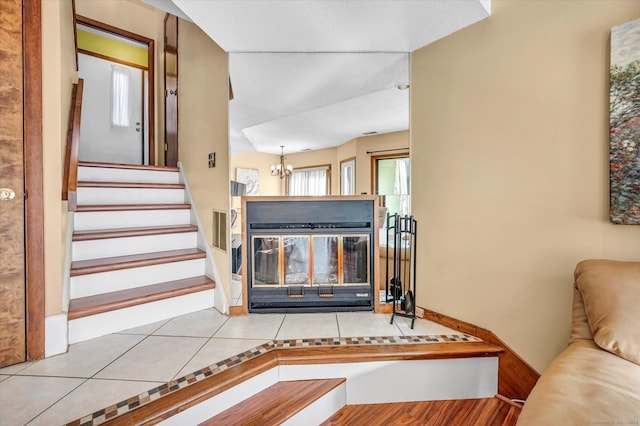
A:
[518,259,640,425]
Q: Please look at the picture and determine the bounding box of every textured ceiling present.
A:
[171,0,490,53]
[141,0,491,154]
[230,53,409,154]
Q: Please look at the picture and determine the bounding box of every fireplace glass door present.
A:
[284,236,310,285]
[313,236,339,284]
[251,234,369,287]
[253,237,279,285]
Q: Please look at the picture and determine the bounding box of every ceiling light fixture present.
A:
[271,145,293,179]
[397,83,410,90]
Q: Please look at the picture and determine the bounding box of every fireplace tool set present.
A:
[386,214,417,329]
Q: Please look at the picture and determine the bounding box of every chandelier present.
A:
[270,145,293,179]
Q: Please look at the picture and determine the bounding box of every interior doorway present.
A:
[75,16,155,165]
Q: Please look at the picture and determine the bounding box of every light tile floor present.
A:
[0,310,456,426]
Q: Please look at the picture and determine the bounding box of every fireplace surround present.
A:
[242,196,379,313]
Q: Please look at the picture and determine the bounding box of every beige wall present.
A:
[75,0,165,164]
[42,0,77,316]
[354,131,409,196]
[230,151,281,196]
[177,20,230,302]
[410,0,640,372]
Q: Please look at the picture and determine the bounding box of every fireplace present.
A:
[243,196,378,313]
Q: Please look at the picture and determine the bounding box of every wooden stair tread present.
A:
[278,341,503,364]
[321,396,519,426]
[70,248,206,276]
[68,276,215,320]
[200,378,345,426]
[78,161,179,172]
[73,224,198,241]
[77,181,185,189]
[75,203,191,212]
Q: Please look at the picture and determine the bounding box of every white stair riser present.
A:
[78,167,180,184]
[70,259,206,299]
[281,382,346,426]
[77,187,185,205]
[68,289,215,344]
[72,232,198,261]
[74,209,191,231]
[280,357,498,404]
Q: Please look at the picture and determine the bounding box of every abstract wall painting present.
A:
[610,18,640,224]
[236,168,260,196]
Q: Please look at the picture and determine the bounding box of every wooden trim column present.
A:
[23,0,45,360]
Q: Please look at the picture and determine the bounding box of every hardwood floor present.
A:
[200,379,345,425]
[321,397,521,426]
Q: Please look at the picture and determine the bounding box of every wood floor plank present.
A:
[200,378,345,426]
[321,397,520,426]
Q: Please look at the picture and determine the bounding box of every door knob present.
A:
[0,188,16,201]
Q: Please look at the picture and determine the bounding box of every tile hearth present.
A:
[0,310,473,426]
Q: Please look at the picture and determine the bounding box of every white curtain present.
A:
[289,167,328,196]
[394,158,411,216]
[110,65,131,128]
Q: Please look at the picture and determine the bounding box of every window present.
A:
[340,158,356,195]
[110,65,131,127]
[288,165,330,196]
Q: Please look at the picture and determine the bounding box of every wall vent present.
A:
[212,210,227,251]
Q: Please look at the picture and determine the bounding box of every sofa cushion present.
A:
[518,340,640,425]
[575,259,640,365]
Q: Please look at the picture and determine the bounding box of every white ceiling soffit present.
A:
[171,0,490,53]
[142,0,491,155]
[229,53,409,155]
[141,0,191,22]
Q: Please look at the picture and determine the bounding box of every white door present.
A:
[78,53,144,164]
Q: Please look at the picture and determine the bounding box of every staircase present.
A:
[67,161,216,344]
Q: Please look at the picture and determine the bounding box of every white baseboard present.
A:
[45,314,68,357]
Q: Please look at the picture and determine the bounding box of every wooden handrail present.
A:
[63,78,83,211]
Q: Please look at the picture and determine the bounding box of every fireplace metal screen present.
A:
[244,197,376,313]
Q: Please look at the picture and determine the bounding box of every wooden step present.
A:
[200,379,346,426]
[321,396,520,426]
[68,275,215,320]
[97,341,501,425]
[78,161,179,172]
[77,181,185,189]
[73,224,198,241]
[70,248,206,276]
[75,203,191,212]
